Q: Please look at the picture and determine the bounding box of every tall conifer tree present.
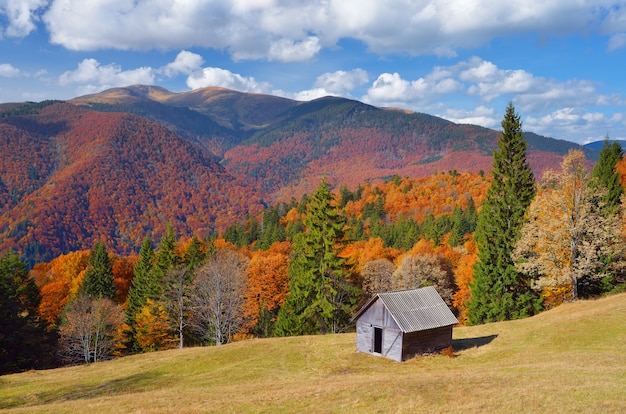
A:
[183,235,206,271]
[275,179,357,335]
[592,138,623,215]
[463,196,478,233]
[468,103,541,324]
[155,223,179,275]
[80,242,115,300]
[0,253,53,374]
[125,237,158,350]
[448,206,468,247]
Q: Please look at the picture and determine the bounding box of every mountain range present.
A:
[0,85,599,263]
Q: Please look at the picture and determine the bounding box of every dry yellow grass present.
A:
[2,293,626,413]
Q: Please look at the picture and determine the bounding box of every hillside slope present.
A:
[2,293,625,413]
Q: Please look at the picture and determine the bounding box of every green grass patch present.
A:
[2,293,626,413]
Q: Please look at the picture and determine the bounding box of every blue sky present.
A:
[1,1,626,145]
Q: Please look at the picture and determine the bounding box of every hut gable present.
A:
[353,286,458,361]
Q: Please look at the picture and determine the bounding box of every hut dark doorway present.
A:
[373,327,383,354]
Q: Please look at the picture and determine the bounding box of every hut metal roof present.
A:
[353,286,458,333]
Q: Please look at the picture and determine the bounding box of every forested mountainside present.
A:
[0,101,264,263]
[585,139,626,152]
[0,85,596,262]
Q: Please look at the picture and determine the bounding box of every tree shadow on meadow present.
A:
[0,371,172,410]
[452,334,498,351]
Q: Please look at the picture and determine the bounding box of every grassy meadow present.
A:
[2,293,626,413]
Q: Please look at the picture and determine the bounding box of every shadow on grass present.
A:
[0,371,172,410]
[453,334,498,351]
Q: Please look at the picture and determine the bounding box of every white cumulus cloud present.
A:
[35,1,626,60]
[58,58,155,95]
[186,67,270,92]
[362,70,462,109]
[0,0,46,38]
[364,56,619,114]
[268,36,321,62]
[441,106,499,128]
[160,51,205,77]
[314,69,368,94]
[524,107,626,143]
[0,63,21,77]
[293,68,369,100]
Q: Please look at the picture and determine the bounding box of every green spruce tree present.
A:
[125,237,158,351]
[275,179,358,335]
[0,253,54,374]
[183,235,206,271]
[393,215,420,250]
[463,196,478,233]
[592,138,623,215]
[448,206,469,247]
[80,242,115,300]
[155,223,179,275]
[274,234,315,336]
[468,103,541,324]
[590,139,625,294]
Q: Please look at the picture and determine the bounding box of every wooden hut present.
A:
[352,286,458,361]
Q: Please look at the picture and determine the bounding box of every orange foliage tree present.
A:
[340,237,401,276]
[112,255,138,305]
[344,172,489,224]
[38,278,72,327]
[243,241,291,335]
[451,239,478,324]
[33,250,90,326]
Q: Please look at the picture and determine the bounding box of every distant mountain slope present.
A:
[0,102,264,263]
[584,139,626,152]
[224,97,594,198]
[72,85,298,156]
[73,86,596,199]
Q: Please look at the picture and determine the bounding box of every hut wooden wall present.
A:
[401,326,452,360]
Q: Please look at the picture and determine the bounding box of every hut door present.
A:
[373,327,383,354]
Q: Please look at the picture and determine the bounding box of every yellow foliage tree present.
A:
[514,150,626,300]
[134,299,177,352]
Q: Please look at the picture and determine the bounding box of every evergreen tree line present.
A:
[224,184,478,252]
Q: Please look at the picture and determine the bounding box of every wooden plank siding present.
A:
[354,299,405,361]
[401,326,452,360]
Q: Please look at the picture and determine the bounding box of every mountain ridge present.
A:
[72,86,595,197]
